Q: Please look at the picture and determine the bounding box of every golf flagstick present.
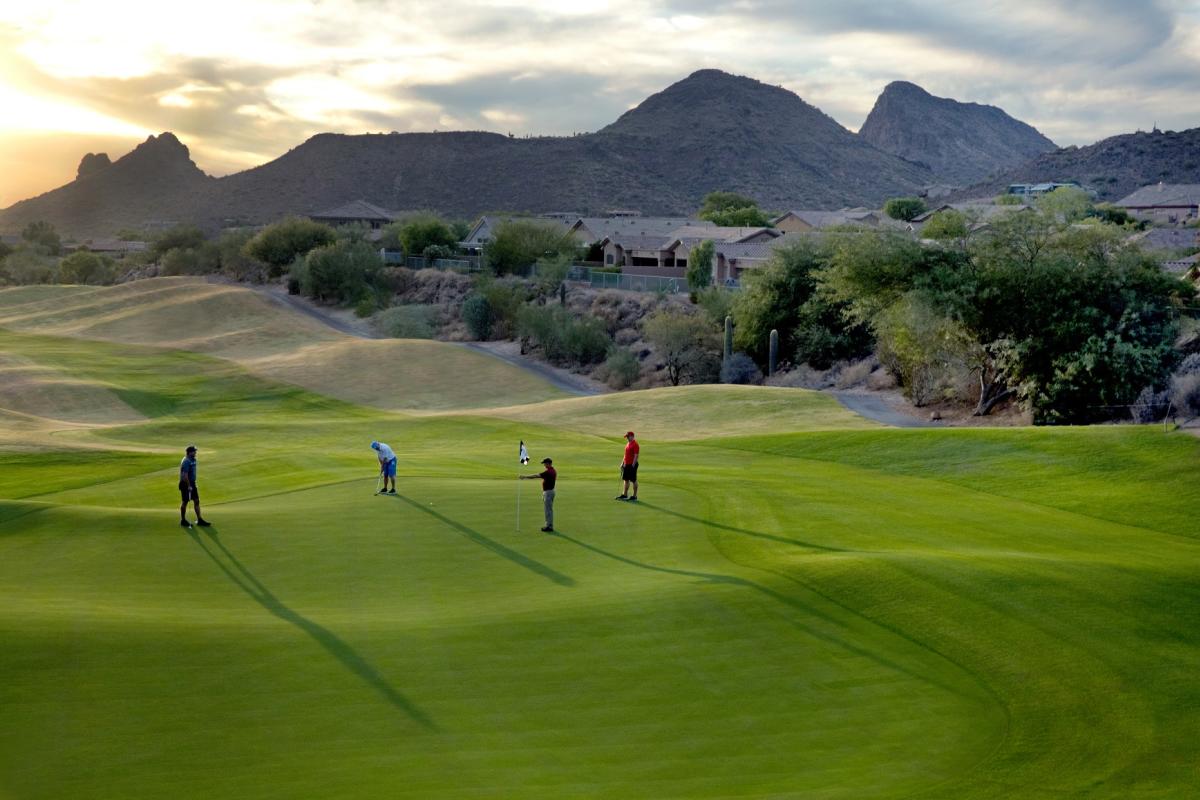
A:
[517,440,529,531]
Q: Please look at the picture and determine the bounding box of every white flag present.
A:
[519,441,529,465]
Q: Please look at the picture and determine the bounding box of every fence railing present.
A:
[385,252,482,272]
[564,265,688,294]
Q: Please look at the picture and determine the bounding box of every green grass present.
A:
[2,321,1200,799]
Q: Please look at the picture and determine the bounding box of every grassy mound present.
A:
[2,319,1199,798]
[0,279,567,411]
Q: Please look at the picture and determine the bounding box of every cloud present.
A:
[1,0,1199,201]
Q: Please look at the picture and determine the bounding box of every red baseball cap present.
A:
[625,431,635,437]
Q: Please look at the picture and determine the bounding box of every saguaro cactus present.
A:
[724,316,733,363]
[769,329,779,377]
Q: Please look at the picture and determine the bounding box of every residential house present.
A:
[1116,184,1200,223]
[570,217,707,252]
[1161,252,1199,276]
[76,239,149,257]
[309,200,398,229]
[459,215,574,255]
[599,225,780,273]
[1006,182,1084,199]
[772,209,882,232]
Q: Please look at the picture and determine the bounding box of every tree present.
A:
[150,225,206,259]
[215,229,267,281]
[301,240,382,304]
[733,239,872,370]
[398,213,457,259]
[884,197,927,221]
[921,209,969,244]
[245,217,337,276]
[21,221,61,255]
[1037,186,1092,223]
[687,240,714,290]
[642,310,721,385]
[698,191,772,227]
[485,219,578,275]
[58,250,115,285]
[995,193,1024,206]
[1,247,56,284]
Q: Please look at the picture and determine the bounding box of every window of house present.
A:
[606,254,614,264]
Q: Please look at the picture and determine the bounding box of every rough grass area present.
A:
[2,310,1199,798]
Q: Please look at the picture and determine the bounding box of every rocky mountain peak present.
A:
[76,152,112,180]
[860,82,1056,185]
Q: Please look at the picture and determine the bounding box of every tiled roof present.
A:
[576,217,708,241]
[310,199,397,220]
[1161,252,1199,274]
[1116,184,1200,208]
[1131,227,1200,251]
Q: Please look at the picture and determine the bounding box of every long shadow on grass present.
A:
[390,493,574,587]
[634,500,845,553]
[188,528,437,730]
[554,532,973,700]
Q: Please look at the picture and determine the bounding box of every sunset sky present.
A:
[2,0,1199,207]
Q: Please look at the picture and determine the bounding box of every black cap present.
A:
[541,457,552,464]
[186,444,197,453]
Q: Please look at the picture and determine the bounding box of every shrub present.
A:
[372,305,436,339]
[150,225,206,260]
[1,247,56,284]
[301,240,382,304]
[245,217,337,276]
[58,250,115,285]
[462,293,493,339]
[159,242,220,275]
[721,352,763,385]
[1171,373,1200,417]
[600,348,641,389]
[1131,386,1170,423]
[517,304,611,366]
[480,277,533,338]
[485,219,578,275]
[883,197,927,221]
[397,213,457,258]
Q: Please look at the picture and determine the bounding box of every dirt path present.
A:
[244,283,604,396]
[250,284,378,339]
[458,341,606,397]
[832,390,942,428]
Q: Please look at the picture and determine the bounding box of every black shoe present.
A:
[387,489,396,494]
[180,519,192,528]
[614,494,628,500]
[196,519,212,527]
[540,526,554,532]
[628,497,638,502]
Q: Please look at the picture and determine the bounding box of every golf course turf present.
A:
[1,281,1199,798]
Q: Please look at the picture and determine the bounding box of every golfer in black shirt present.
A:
[520,457,557,532]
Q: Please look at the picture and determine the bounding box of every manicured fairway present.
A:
[2,297,1200,798]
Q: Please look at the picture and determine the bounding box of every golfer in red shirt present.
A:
[616,431,639,502]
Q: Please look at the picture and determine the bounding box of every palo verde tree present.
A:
[732,238,871,370]
[823,213,1192,422]
[883,196,927,222]
[396,212,457,260]
[485,219,578,276]
[21,220,62,255]
[697,191,773,228]
[245,217,337,276]
[643,310,721,385]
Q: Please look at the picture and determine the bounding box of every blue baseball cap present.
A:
[370,441,379,449]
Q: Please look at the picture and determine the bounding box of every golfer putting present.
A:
[519,457,557,532]
[178,444,211,528]
[371,440,397,494]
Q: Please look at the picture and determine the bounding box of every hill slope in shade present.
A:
[0,71,934,237]
[0,279,567,411]
[859,81,1056,185]
[953,127,1200,202]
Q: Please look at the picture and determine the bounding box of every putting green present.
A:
[1,311,1199,798]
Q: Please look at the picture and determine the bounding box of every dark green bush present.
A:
[462,293,493,339]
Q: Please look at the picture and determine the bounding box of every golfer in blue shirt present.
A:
[179,444,211,528]
[372,441,397,494]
